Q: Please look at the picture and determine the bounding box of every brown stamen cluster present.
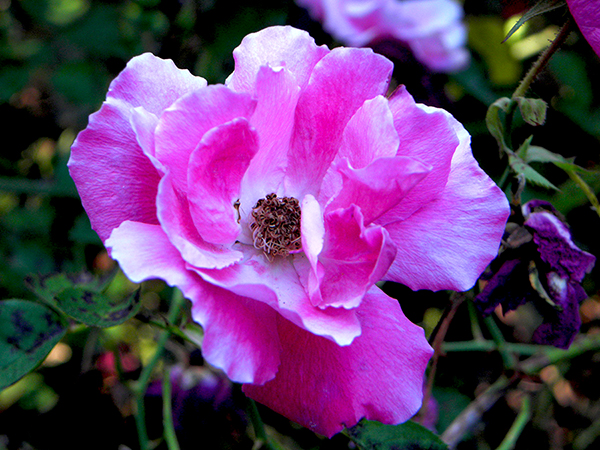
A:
[249,193,302,258]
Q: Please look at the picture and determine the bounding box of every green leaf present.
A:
[0,299,67,390]
[519,142,589,175]
[347,420,448,450]
[504,0,566,42]
[509,155,558,191]
[54,287,141,328]
[25,273,141,328]
[486,97,512,154]
[515,97,547,126]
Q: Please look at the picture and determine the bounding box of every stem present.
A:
[441,375,517,449]
[420,293,466,423]
[467,300,485,342]
[442,340,550,356]
[567,170,600,221]
[246,398,285,450]
[518,334,600,374]
[134,289,185,450]
[496,394,531,450]
[573,412,600,450]
[512,19,573,99]
[162,367,180,450]
[484,315,518,369]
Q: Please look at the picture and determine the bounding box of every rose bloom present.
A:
[567,0,600,57]
[295,0,470,72]
[69,26,508,436]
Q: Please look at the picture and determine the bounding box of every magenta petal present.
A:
[239,66,301,209]
[328,156,431,225]
[311,206,396,309]
[568,0,600,58]
[107,53,207,116]
[129,107,165,174]
[157,173,243,269]
[69,98,161,243]
[155,85,256,193]
[227,25,329,93]
[337,95,400,169]
[285,47,393,197]
[191,285,281,384]
[380,86,458,223]
[383,125,509,291]
[243,287,433,438]
[196,257,361,346]
[106,221,279,384]
[187,118,259,245]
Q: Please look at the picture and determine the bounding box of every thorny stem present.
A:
[501,19,573,175]
[496,394,532,450]
[420,293,466,423]
[512,18,573,99]
[134,288,185,450]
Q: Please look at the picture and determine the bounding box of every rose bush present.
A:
[69,25,509,436]
[295,0,470,72]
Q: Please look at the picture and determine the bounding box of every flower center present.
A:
[249,193,302,258]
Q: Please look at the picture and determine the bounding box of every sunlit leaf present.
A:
[0,299,67,390]
[469,17,521,86]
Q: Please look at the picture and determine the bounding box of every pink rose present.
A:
[296,0,470,72]
[567,0,600,57]
[69,26,508,436]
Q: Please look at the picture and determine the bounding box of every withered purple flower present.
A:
[474,200,596,349]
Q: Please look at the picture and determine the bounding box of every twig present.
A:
[441,375,518,449]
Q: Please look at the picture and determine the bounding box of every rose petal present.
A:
[155,85,256,193]
[107,53,207,116]
[567,0,600,58]
[106,221,280,384]
[239,65,301,212]
[383,122,509,291]
[308,205,397,309]
[285,47,393,198]
[187,118,259,245]
[157,173,243,269]
[195,256,362,346]
[327,155,431,225]
[379,86,459,224]
[226,25,329,93]
[68,98,161,242]
[243,287,433,438]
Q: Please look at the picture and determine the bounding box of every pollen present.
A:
[249,193,302,258]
